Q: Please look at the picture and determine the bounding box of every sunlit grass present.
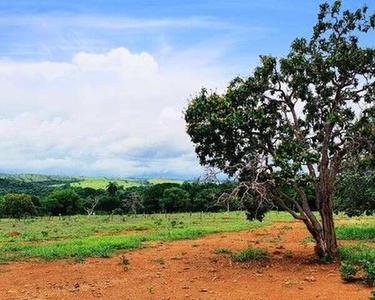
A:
[0,212,269,261]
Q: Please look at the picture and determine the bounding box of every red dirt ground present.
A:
[0,221,372,300]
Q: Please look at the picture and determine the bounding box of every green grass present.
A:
[148,178,184,185]
[0,212,270,261]
[231,247,269,262]
[71,176,184,189]
[213,247,233,255]
[2,211,375,263]
[336,224,375,240]
[71,177,146,189]
[339,244,375,264]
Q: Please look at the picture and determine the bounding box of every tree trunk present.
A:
[313,192,338,261]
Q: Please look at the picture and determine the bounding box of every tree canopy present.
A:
[185,1,375,259]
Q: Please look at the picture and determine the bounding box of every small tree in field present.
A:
[83,196,100,216]
[185,1,375,260]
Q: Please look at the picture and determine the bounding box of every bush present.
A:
[231,247,268,262]
[340,261,359,282]
[339,244,375,287]
[363,260,375,286]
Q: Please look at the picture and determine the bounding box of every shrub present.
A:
[340,261,359,282]
[231,247,268,262]
[363,260,375,286]
[213,247,233,255]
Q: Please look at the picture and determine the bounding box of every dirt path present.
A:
[0,221,372,300]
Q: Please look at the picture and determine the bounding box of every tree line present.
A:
[0,167,374,219]
[0,181,240,218]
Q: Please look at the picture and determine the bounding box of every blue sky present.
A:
[0,1,373,179]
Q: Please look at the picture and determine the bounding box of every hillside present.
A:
[0,173,184,194]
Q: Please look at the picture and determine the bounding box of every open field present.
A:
[0,212,268,261]
[70,177,147,189]
[0,212,374,299]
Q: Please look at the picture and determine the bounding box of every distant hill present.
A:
[0,173,185,193]
[0,173,78,183]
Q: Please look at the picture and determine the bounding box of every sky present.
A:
[0,1,372,179]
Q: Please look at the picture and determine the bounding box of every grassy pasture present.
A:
[0,211,374,264]
[71,177,146,189]
[148,178,184,185]
[0,211,269,261]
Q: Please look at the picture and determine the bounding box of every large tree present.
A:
[185,1,375,260]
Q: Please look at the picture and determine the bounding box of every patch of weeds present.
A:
[340,261,359,282]
[363,260,375,286]
[213,247,233,255]
[369,290,375,300]
[339,244,375,287]
[301,236,314,247]
[231,247,269,262]
[121,255,129,266]
[154,257,165,265]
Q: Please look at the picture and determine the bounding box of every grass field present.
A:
[148,178,185,185]
[0,211,374,264]
[0,211,269,261]
[70,177,147,189]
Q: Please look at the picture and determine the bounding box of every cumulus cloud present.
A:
[0,47,231,178]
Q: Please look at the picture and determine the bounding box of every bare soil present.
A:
[0,221,372,300]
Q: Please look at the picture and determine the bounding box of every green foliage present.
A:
[161,187,190,213]
[340,261,359,282]
[231,247,269,262]
[363,260,375,286]
[336,224,375,240]
[0,193,37,218]
[184,0,375,257]
[334,170,375,216]
[339,244,375,286]
[142,183,180,213]
[41,189,82,215]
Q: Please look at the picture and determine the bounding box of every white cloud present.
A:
[0,47,232,178]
